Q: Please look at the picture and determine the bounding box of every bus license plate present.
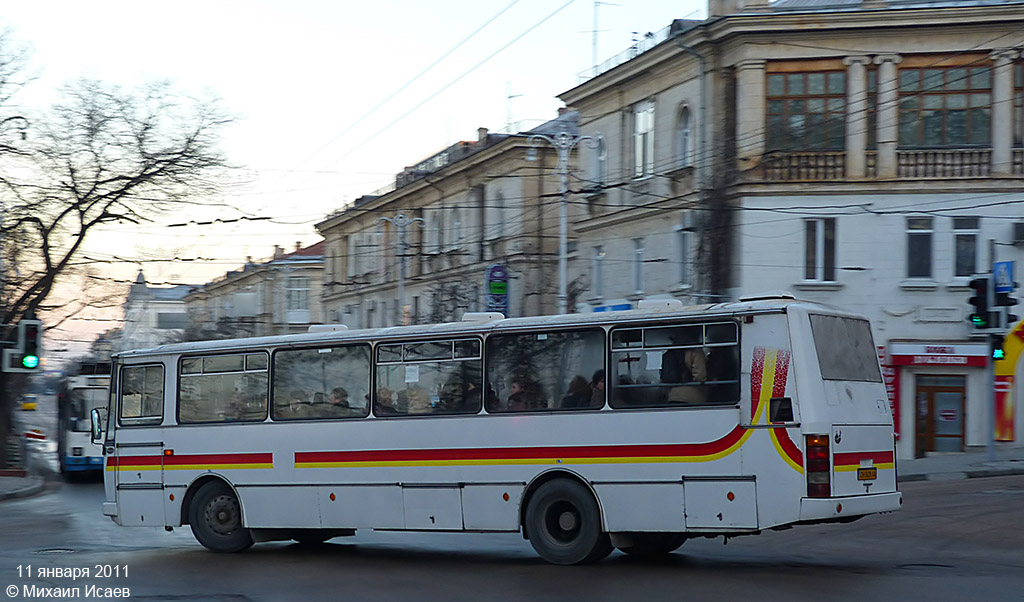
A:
[857,467,877,481]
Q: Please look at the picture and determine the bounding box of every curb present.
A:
[898,467,1024,483]
[0,476,46,502]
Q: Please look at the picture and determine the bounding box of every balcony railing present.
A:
[896,149,991,178]
[763,151,846,181]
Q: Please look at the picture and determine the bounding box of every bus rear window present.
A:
[809,315,882,382]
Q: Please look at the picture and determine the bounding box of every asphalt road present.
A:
[1,474,1022,602]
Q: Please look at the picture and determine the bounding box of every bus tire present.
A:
[616,533,686,556]
[525,478,612,565]
[188,482,253,553]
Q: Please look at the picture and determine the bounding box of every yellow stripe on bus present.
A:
[770,428,804,474]
[107,464,273,471]
[833,463,895,472]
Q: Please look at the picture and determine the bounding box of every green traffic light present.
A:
[21,354,39,369]
[992,348,1006,360]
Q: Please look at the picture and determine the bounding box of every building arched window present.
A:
[677,105,693,168]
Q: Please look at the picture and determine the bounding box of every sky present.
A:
[2,0,705,355]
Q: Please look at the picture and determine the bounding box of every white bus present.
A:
[92,295,901,565]
[59,362,111,479]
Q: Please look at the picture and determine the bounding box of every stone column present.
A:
[844,56,871,178]
[874,54,902,178]
[735,59,767,173]
[990,49,1018,175]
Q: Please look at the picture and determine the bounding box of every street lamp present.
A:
[527,128,602,315]
[377,212,424,325]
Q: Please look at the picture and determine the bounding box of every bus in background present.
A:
[92,295,901,565]
[59,360,111,479]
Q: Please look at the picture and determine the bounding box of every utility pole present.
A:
[527,128,602,315]
[377,213,424,325]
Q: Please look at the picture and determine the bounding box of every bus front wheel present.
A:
[525,479,612,565]
[189,482,253,553]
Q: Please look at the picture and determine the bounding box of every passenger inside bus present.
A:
[590,370,605,407]
[661,346,708,405]
[560,375,592,408]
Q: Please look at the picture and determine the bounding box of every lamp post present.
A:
[527,128,602,315]
[377,212,424,325]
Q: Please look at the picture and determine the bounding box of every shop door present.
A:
[915,375,966,456]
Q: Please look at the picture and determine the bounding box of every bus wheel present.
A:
[525,479,612,565]
[189,482,253,553]
[616,533,686,556]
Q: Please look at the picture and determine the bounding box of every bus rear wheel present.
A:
[525,479,612,565]
[189,482,253,553]
[616,533,686,556]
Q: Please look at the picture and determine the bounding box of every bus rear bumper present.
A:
[799,491,902,521]
[103,502,117,518]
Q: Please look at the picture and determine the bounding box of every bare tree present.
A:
[0,37,234,467]
[1,78,232,324]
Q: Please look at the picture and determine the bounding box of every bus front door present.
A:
[113,441,165,527]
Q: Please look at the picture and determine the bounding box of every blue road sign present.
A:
[993,261,1015,293]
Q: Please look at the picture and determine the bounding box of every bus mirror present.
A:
[90,408,104,444]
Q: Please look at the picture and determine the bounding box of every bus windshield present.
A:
[809,314,882,383]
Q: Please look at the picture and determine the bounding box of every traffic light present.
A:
[994,289,1019,327]
[18,319,42,370]
[968,277,992,328]
[991,334,1006,361]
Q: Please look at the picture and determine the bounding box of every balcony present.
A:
[896,148,991,178]
[763,151,846,181]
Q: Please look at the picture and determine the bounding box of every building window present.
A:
[804,218,836,282]
[287,276,310,311]
[592,245,605,299]
[633,238,645,294]
[898,65,992,147]
[676,222,691,286]
[767,71,846,151]
[677,105,693,168]
[634,100,655,178]
[907,217,934,279]
[953,217,979,278]
[588,137,606,189]
[486,192,504,240]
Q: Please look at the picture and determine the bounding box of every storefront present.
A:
[885,341,990,460]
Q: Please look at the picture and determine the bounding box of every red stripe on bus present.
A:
[109,452,272,467]
[833,451,895,466]
[775,427,803,466]
[772,350,790,398]
[295,425,746,464]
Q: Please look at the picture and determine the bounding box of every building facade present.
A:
[316,116,581,327]
[559,0,1024,459]
[115,270,194,352]
[184,242,325,338]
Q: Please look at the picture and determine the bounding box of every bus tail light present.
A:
[805,434,830,498]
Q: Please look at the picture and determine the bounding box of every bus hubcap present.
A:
[206,495,240,535]
[558,511,578,532]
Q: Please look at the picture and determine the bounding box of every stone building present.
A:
[315,113,580,327]
[184,242,325,338]
[559,0,1024,458]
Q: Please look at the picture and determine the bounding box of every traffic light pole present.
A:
[987,239,995,463]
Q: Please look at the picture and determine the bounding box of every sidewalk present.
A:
[2,447,1024,503]
[0,470,45,502]
[896,445,1024,482]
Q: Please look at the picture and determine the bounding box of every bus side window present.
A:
[120,364,164,425]
[485,328,605,413]
[271,345,371,421]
